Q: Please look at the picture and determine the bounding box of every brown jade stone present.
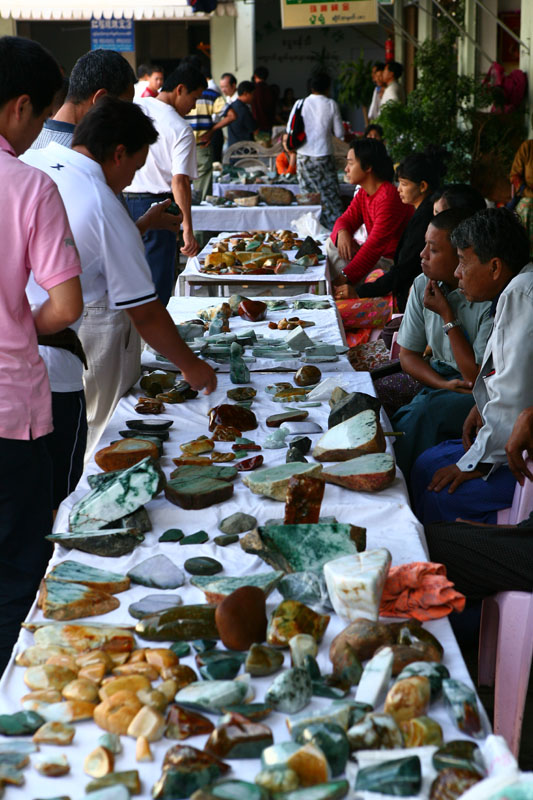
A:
[284,475,325,525]
[94,439,159,473]
[236,456,264,471]
[294,365,322,387]
[165,704,214,740]
[211,425,242,442]
[135,397,165,415]
[204,712,273,759]
[208,405,257,433]
[215,587,267,651]
[238,299,267,322]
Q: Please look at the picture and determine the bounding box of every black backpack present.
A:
[286,99,306,151]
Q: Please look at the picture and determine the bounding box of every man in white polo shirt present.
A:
[24,97,216,504]
[125,61,207,306]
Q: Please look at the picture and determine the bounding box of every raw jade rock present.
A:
[264,428,290,450]
[323,548,392,622]
[204,714,273,759]
[47,528,144,558]
[171,642,191,658]
[270,781,349,800]
[197,652,243,681]
[322,453,396,492]
[255,767,299,793]
[86,771,141,795]
[429,768,481,799]
[219,513,257,535]
[174,680,249,714]
[180,531,210,546]
[227,387,256,402]
[267,600,330,647]
[83,785,130,800]
[236,456,264,471]
[219,703,272,722]
[135,605,218,642]
[242,463,323,501]
[286,447,307,463]
[127,555,184,589]
[295,722,349,776]
[294,365,321,387]
[152,745,229,799]
[289,634,318,669]
[278,572,330,606]
[313,410,386,462]
[38,578,119,621]
[355,646,394,708]
[229,342,250,385]
[284,475,325,525]
[267,410,309,427]
[159,528,184,542]
[191,779,269,800]
[328,391,381,429]
[208,404,257,432]
[191,572,283,604]
[184,558,222,576]
[45,560,129,594]
[265,668,312,713]
[165,704,214,740]
[384,676,431,724]
[215,587,267,651]
[242,522,365,573]
[261,741,330,787]
[355,755,422,796]
[285,326,314,352]
[214,535,239,547]
[397,661,450,701]
[273,387,310,403]
[441,678,483,738]
[165,477,234,510]
[329,641,363,689]
[347,710,403,750]
[69,457,161,532]
[245,644,284,677]
[128,594,182,620]
[95,438,159,472]
[400,715,443,747]
[432,740,482,774]
[0,711,44,736]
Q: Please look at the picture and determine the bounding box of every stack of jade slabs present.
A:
[5,313,493,799]
[199,231,325,277]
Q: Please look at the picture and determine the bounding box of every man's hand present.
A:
[199,130,213,146]
[462,404,483,450]
[428,464,483,494]
[181,229,199,258]
[505,407,533,485]
[423,279,453,319]
[334,283,359,300]
[337,229,358,263]
[332,273,348,288]
[445,378,473,394]
[182,357,217,394]
[136,199,182,235]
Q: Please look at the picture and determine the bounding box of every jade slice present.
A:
[0,711,44,736]
[191,572,283,604]
[129,594,183,620]
[266,410,309,428]
[46,529,144,558]
[165,478,234,510]
[126,418,173,431]
[127,555,184,589]
[355,755,421,796]
[120,429,169,442]
[242,463,323,501]
[46,560,129,593]
[135,605,218,642]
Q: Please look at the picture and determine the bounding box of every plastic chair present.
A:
[478,457,533,756]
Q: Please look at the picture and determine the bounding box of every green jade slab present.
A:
[181,531,210,546]
[69,457,161,532]
[242,462,322,501]
[191,572,283,603]
[159,528,184,542]
[175,680,248,714]
[135,605,218,642]
[46,528,144,558]
[355,755,422,796]
[191,780,268,800]
[271,781,349,800]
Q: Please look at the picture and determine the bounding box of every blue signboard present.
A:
[90,17,134,52]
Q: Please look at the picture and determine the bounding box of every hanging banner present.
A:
[280,0,378,28]
[90,16,134,51]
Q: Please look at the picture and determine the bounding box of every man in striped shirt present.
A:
[186,61,220,201]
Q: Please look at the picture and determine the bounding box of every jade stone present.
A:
[227,388,256,402]
[219,703,272,722]
[229,343,250,386]
[171,465,238,484]
[127,555,184,589]
[198,654,242,681]
[180,531,210,546]
[255,768,299,794]
[174,680,249,713]
[286,447,307,463]
[165,704,214,740]
[265,668,312,713]
[85,771,141,795]
[196,650,246,668]
[128,594,183,619]
[429,768,482,799]
[400,715,443,747]
[397,661,450,700]
[245,644,285,677]
[288,702,355,739]
[111,505,152,534]
[296,722,349,776]
[267,600,330,647]
[98,732,122,754]
[289,634,318,669]
[242,463,323,501]
[191,779,269,800]
[165,478,234,511]
[184,557,222,576]
[135,605,218,642]
[266,410,309,427]
[442,678,483,738]
[311,681,347,699]
[0,711,44,736]
[126,418,173,432]
[191,573,283,604]
[264,428,290,450]
[214,535,239,547]
[159,528,184,542]
[47,528,144,558]
[171,642,191,658]
[261,742,299,769]
[432,740,483,774]
[278,572,330,607]
[204,717,273,759]
[0,741,38,757]
[153,745,229,799]
[355,755,422,796]
[303,655,321,680]
[218,511,257,533]
[120,428,169,442]
[192,640,218,653]
[347,712,403,751]
[265,383,292,395]
[271,781,349,800]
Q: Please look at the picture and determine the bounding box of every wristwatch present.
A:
[442,319,461,335]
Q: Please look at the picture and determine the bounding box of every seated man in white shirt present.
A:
[411,207,533,524]
[24,97,216,505]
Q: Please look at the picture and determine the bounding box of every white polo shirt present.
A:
[22,142,157,392]
[288,94,344,158]
[125,96,197,194]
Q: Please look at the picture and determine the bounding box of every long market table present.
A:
[212,182,355,200]
[0,291,493,799]
[191,203,322,233]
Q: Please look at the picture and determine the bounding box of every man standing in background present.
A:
[252,66,275,136]
[141,64,164,98]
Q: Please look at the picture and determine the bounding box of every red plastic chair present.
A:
[478,457,533,756]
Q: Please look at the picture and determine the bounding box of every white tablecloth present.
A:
[191,203,321,232]
[0,318,490,798]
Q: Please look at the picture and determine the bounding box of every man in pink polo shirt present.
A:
[0,36,83,672]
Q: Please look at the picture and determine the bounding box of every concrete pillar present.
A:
[417,0,433,46]
[0,17,16,35]
[211,2,254,86]
[457,0,476,77]
[477,0,497,76]
[393,0,405,68]
[520,0,533,137]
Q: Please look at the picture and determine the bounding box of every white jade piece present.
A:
[323,548,392,622]
[355,646,394,708]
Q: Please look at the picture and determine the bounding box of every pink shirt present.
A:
[0,136,81,440]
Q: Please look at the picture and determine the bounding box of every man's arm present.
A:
[200,107,237,143]
[33,276,83,335]
[399,347,472,393]
[506,407,533,484]
[127,300,216,394]
[171,174,198,258]
[135,199,181,236]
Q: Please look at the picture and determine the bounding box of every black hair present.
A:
[72,96,158,162]
[221,72,237,85]
[0,35,62,115]
[66,49,135,104]
[254,66,269,81]
[450,207,530,275]
[237,80,255,96]
[137,63,150,79]
[431,207,479,240]
[364,123,384,139]
[350,138,394,183]
[373,61,385,71]
[310,73,331,94]
[162,62,207,94]
[385,60,403,79]
[397,148,448,192]
[147,64,164,76]
[432,183,486,214]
